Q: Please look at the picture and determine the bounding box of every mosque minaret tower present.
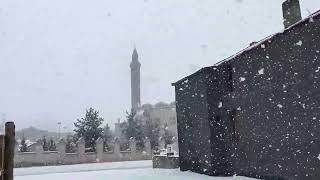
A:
[130,48,141,111]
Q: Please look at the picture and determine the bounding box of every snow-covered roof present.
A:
[173,10,320,86]
[214,10,320,67]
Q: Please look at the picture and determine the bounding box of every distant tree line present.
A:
[19,136,28,152]
[19,107,174,153]
[122,109,174,151]
[19,135,57,152]
[19,107,113,153]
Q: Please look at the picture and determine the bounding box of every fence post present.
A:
[34,141,44,154]
[129,137,136,160]
[57,139,66,164]
[159,137,165,149]
[4,122,15,180]
[113,137,120,161]
[14,140,19,155]
[77,137,85,163]
[96,137,104,162]
[172,136,179,153]
[144,137,152,158]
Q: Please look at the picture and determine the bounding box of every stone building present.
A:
[138,102,178,147]
[173,1,320,179]
[114,118,127,143]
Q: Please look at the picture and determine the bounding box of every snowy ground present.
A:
[15,160,256,180]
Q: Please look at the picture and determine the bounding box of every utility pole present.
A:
[4,122,15,180]
[57,122,62,140]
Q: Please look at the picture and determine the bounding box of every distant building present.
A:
[173,1,320,179]
[114,118,127,142]
[139,102,177,139]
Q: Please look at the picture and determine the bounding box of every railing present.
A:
[15,137,152,167]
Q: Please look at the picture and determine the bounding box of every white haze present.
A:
[0,0,319,131]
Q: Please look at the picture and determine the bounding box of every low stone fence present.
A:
[14,137,151,167]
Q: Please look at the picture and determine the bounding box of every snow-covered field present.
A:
[14,160,256,180]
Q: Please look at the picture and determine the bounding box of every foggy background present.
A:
[0,0,319,131]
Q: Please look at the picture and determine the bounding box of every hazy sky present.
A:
[0,0,319,131]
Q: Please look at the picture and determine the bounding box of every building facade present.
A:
[173,1,320,179]
[114,102,178,150]
[139,102,177,139]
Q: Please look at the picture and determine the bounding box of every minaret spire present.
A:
[132,48,138,62]
[130,48,141,111]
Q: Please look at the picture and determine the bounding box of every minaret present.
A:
[130,48,141,111]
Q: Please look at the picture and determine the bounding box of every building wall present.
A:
[206,65,234,175]
[114,103,179,150]
[174,14,320,179]
[225,15,320,179]
[175,69,215,174]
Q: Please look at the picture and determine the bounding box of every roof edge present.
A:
[172,66,216,86]
[214,9,320,66]
[172,9,320,86]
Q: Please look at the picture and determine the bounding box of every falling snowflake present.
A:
[318,154,320,161]
[258,68,265,75]
[309,17,314,23]
[218,102,223,108]
[277,104,283,108]
[261,44,265,48]
[239,77,246,82]
[142,151,147,155]
[295,40,303,46]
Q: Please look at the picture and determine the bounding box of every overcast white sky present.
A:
[0,0,319,131]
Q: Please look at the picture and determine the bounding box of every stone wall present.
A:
[14,137,152,167]
[173,11,320,180]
